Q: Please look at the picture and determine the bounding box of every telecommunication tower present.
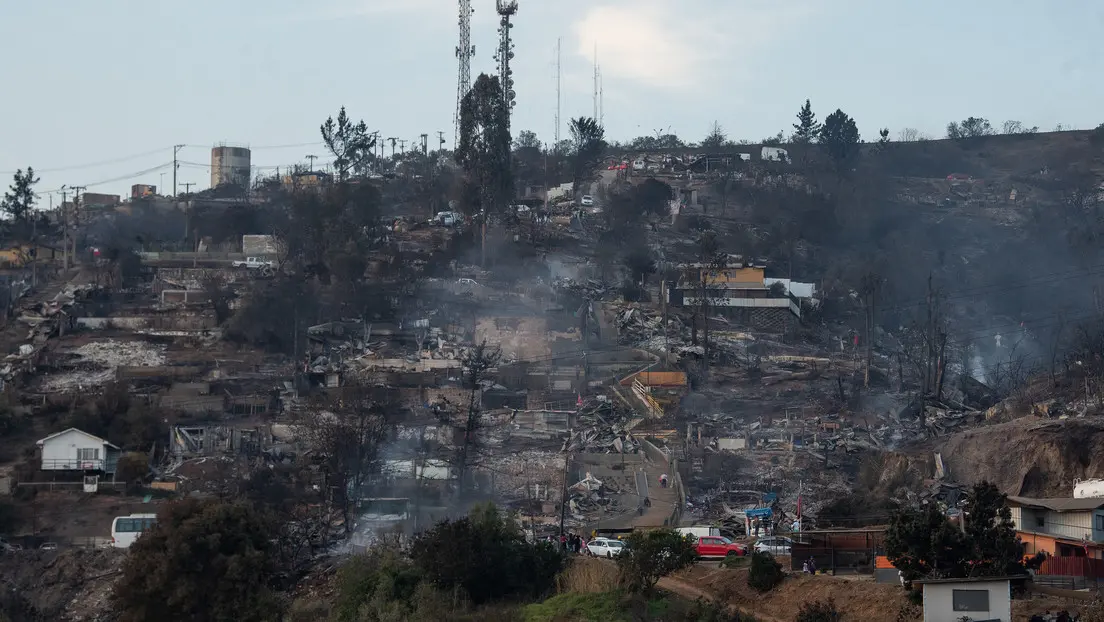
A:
[495,0,519,132]
[455,0,475,148]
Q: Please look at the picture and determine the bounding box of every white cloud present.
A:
[571,0,816,91]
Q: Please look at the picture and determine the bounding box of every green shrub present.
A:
[747,551,784,593]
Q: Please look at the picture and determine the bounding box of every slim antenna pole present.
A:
[555,37,562,146]
[592,43,598,120]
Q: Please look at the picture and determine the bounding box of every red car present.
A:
[694,535,746,558]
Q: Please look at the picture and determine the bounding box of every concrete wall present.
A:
[922,580,1010,622]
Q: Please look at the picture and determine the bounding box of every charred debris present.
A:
[2,118,1103,554]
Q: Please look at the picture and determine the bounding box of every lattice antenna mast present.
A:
[455,0,475,148]
[495,0,519,133]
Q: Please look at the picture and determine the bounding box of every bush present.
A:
[747,551,784,593]
[112,499,279,622]
[616,528,698,594]
[333,550,425,622]
[796,599,842,622]
[115,452,149,491]
[410,503,564,605]
[1090,123,1104,146]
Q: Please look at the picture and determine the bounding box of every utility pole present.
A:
[172,144,185,197]
[559,431,571,537]
[181,182,194,195]
[72,186,86,266]
[59,187,68,270]
[399,139,407,153]
[305,154,317,172]
[436,131,446,152]
[419,134,428,156]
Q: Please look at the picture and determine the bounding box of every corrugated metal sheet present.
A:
[1008,496,1104,512]
[1040,556,1104,578]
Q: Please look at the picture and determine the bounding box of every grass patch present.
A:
[523,592,630,622]
[522,591,680,622]
[556,557,620,594]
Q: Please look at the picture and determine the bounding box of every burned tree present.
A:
[299,383,394,531]
[436,341,501,498]
[688,231,728,372]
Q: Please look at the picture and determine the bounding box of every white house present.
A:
[36,428,121,474]
[914,576,1011,622]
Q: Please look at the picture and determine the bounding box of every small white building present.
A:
[36,428,121,474]
[914,576,1012,622]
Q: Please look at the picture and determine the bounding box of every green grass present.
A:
[522,591,677,622]
[523,592,630,622]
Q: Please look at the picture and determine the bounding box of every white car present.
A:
[753,536,793,556]
[580,195,594,207]
[586,537,625,558]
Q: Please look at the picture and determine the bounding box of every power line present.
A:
[0,147,177,175]
[2,143,329,177]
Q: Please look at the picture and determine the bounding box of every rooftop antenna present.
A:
[455,0,475,148]
[495,0,519,133]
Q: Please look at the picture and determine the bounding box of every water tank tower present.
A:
[211,143,251,188]
[1074,478,1104,498]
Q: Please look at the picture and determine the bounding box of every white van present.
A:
[676,526,720,539]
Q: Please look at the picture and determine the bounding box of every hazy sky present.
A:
[1,0,1101,199]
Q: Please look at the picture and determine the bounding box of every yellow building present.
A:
[0,244,59,267]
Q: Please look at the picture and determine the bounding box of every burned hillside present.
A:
[0,96,1102,620]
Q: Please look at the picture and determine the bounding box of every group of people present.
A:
[1029,611,1077,622]
[801,557,818,574]
[544,533,586,554]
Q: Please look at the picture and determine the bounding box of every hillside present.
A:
[937,416,1104,497]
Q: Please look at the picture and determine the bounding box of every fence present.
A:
[16,481,127,492]
[3,535,114,550]
[791,547,875,574]
[1038,556,1104,579]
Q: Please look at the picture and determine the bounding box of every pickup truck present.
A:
[232,257,274,269]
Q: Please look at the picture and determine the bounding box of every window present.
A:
[1036,514,1045,529]
[952,589,990,612]
[1096,514,1104,531]
[77,448,100,461]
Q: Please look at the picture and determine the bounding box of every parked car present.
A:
[580,195,594,207]
[753,536,793,556]
[586,537,625,558]
[39,542,58,551]
[231,256,274,270]
[694,535,746,558]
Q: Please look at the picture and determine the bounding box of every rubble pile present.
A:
[566,471,626,525]
[39,339,167,392]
